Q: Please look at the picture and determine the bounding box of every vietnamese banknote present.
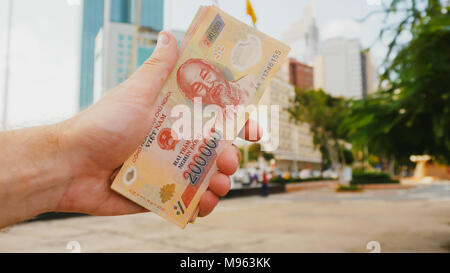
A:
[111,5,290,228]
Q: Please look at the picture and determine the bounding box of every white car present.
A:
[290,171,300,179]
[312,170,321,177]
[233,168,251,185]
[322,169,338,179]
[299,169,312,179]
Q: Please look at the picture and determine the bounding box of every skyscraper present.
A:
[79,0,164,110]
[314,37,365,99]
[282,0,319,65]
[361,50,378,97]
[79,0,104,110]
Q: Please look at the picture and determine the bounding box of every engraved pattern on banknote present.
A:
[123,166,137,186]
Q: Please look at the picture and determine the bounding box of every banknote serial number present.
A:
[257,49,282,89]
[179,257,270,270]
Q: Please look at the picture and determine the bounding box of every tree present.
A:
[342,0,450,165]
[288,88,349,173]
[248,143,274,162]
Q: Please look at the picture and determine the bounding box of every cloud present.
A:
[321,19,362,41]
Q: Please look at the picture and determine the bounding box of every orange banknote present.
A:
[111,5,290,228]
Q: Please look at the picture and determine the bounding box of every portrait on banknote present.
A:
[177,58,255,108]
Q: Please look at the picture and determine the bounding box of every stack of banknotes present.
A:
[111,5,290,228]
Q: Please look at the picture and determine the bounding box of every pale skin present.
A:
[0,31,262,229]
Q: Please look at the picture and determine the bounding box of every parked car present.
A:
[273,169,283,179]
[229,174,236,189]
[290,171,300,179]
[312,170,321,177]
[232,168,251,186]
[299,169,312,179]
[322,169,338,179]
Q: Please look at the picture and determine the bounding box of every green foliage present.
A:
[350,170,399,185]
[289,89,348,144]
[342,0,450,164]
[343,148,354,165]
[247,143,274,162]
[319,145,332,169]
[262,152,274,161]
[336,184,363,192]
[238,147,245,168]
[247,143,260,162]
[368,155,380,167]
[270,176,288,184]
[288,89,349,167]
[270,176,329,184]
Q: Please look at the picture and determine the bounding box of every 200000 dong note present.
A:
[111,5,290,228]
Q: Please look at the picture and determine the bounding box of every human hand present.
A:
[53,31,262,220]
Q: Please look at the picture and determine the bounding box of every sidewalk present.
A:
[1,183,449,252]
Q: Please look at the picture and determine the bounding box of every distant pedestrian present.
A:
[251,168,259,185]
[261,170,269,197]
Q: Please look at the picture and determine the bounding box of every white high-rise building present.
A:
[314,37,365,99]
[282,0,319,65]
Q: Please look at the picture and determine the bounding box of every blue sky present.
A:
[0,0,390,129]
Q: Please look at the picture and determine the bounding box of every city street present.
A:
[1,182,449,253]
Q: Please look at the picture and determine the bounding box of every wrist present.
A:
[0,123,75,227]
[23,122,76,213]
[42,120,79,211]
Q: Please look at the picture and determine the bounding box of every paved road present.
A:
[1,182,449,253]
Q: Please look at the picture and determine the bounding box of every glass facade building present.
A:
[79,0,104,110]
[79,0,163,109]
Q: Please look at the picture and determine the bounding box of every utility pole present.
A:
[2,0,13,131]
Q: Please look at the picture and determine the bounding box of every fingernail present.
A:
[156,32,169,49]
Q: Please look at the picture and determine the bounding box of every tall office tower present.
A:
[361,50,378,97]
[282,0,319,65]
[79,0,104,110]
[79,0,164,110]
[315,37,365,99]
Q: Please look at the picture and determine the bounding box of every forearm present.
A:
[0,123,73,228]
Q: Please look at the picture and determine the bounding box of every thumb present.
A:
[120,31,178,106]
